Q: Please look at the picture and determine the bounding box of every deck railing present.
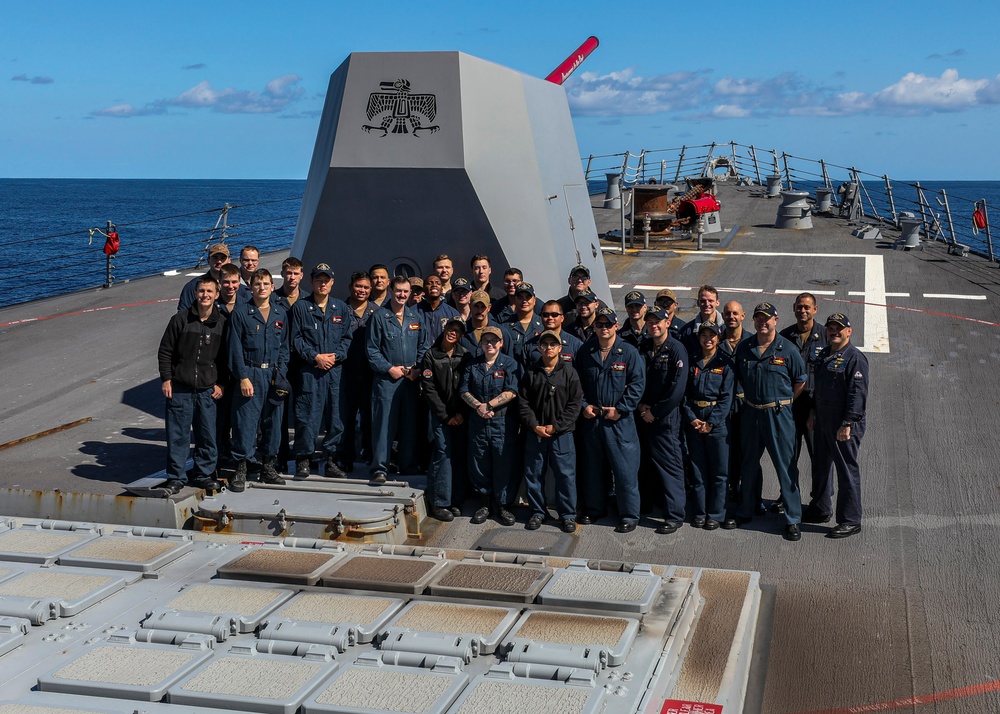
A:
[583,141,995,261]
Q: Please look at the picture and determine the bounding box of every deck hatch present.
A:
[303,662,469,714]
[260,592,404,646]
[538,561,661,613]
[320,553,445,594]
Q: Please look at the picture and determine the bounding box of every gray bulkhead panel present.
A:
[292,51,610,305]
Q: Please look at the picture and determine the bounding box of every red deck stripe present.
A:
[0,298,178,328]
[793,679,1000,714]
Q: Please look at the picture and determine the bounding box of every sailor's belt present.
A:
[745,398,792,409]
[736,392,745,399]
[693,400,717,408]
[246,361,271,369]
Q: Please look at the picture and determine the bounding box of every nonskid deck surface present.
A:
[1,182,1000,710]
[0,522,756,713]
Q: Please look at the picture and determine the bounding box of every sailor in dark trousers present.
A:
[420,318,470,521]
[272,257,306,471]
[777,292,828,513]
[636,307,688,534]
[460,326,520,525]
[157,275,228,493]
[290,264,353,479]
[574,307,646,533]
[682,322,735,530]
[227,268,290,491]
[366,276,428,483]
[807,313,869,537]
[340,271,378,471]
[733,302,807,541]
[518,329,583,533]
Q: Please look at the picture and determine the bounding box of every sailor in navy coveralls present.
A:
[227,268,289,491]
[575,307,646,533]
[682,322,735,529]
[366,276,428,483]
[808,313,869,538]
[290,264,353,479]
[636,307,688,534]
[459,325,520,526]
[733,302,807,540]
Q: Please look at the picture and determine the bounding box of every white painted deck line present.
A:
[862,255,890,353]
[609,283,624,289]
[633,285,694,292]
[671,250,891,354]
[923,293,987,300]
[774,289,836,295]
[849,291,910,298]
[718,287,763,293]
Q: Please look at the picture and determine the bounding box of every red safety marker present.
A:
[660,700,723,714]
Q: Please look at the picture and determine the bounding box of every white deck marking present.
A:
[667,250,891,354]
[775,289,836,295]
[185,272,202,277]
[163,270,181,276]
[718,287,763,293]
[608,283,624,289]
[633,285,694,292]
[923,293,987,300]
[850,291,910,297]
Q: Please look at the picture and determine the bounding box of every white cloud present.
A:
[872,69,986,111]
[565,68,709,116]
[567,66,1000,120]
[93,74,304,117]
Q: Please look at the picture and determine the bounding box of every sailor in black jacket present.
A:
[518,329,583,533]
[157,275,228,493]
[420,318,471,521]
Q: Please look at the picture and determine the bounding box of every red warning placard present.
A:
[660,700,723,714]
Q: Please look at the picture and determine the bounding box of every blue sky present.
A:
[3,0,998,179]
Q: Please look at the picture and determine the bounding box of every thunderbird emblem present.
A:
[362,79,440,137]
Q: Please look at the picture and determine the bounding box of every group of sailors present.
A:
[158,243,869,540]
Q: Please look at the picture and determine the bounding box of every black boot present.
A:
[324,456,346,479]
[231,461,247,492]
[260,456,285,485]
[295,457,310,479]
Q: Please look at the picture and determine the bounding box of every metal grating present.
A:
[49,646,199,686]
[62,539,177,562]
[178,656,324,697]
[515,611,629,646]
[321,555,444,594]
[326,556,435,584]
[217,548,341,585]
[394,602,510,637]
[0,572,113,599]
[428,564,551,603]
[545,571,647,601]
[312,667,453,713]
[165,584,286,616]
[279,593,394,625]
[454,680,592,714]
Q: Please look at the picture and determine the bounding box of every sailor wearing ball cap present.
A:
[806,313,869,538]
[732,302,808,541]
[289,263,353,479]
[619,290,648,348]
[574,306,646,533]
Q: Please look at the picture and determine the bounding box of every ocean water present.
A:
[1,177,999,309]
[0,179,304,308]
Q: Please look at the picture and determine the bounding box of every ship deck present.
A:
[1,181,999,712]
